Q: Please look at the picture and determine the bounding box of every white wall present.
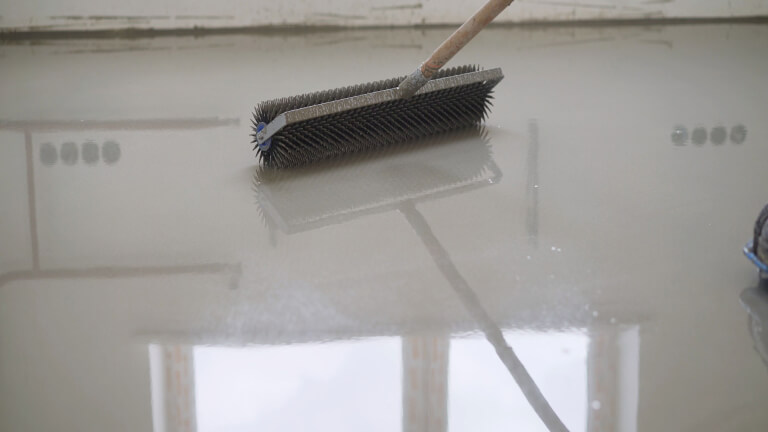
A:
[1,0,767,32]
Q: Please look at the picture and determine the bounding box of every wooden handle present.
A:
[421,0,514,78]
[397,0,514,97]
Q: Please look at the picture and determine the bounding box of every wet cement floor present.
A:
[1,23,768,432]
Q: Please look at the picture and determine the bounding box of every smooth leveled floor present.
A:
[1,23,768,432]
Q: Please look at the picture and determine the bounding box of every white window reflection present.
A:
[193,338,401,432]
[449,331,589,432]
[149,327,639,432]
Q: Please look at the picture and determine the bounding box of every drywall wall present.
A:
[1,0,767,32]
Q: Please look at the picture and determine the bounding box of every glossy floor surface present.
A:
[1,23,768,432]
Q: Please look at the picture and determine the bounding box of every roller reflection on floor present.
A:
[253,127,501,234]
[253,128,568,432]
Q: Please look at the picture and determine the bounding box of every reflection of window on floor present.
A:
[148,327,639,432]
[450,331,589,432]
[449,327,639,432]
[587,325,640,432]
[190,338,401,432]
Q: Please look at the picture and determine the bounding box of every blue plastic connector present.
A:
[256,122,272,151]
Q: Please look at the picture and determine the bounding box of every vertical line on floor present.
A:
[25,130,40,270]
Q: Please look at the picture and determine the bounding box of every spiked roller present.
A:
[251,0,514,168]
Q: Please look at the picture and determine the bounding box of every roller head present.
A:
[251,65,502,169]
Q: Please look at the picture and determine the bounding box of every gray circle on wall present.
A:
[82,141,100,165]
[61,142,78,165]
[671,125,688,145]
[691,127,707,145]
[730,124,747,144]
[40,142,58,165]
[102,141,121,164]
[710,126,727,145]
